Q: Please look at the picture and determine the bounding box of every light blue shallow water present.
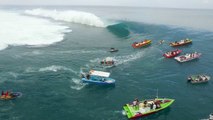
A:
[0,6,213,120]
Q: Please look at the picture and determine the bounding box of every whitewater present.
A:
[0,10,71,50]
[24,8,106,27]
[0,8,107,51]
[0,6,213,120]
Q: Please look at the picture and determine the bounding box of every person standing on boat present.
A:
[1,91,4,96]
[5,91,9,97]
[133,98,139,109]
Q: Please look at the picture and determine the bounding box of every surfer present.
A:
[159,40,165,44]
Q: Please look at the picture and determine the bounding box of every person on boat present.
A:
[5,91,9,97]
[1,91,4,96]
[132,98,139,109]
[101,78,106,82]
[86,74,90,80]
[143,100,148,107]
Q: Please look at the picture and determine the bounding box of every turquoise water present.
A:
[0,6,213,120]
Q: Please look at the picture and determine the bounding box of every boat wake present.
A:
[89,51,146,67]
[24,8,106,27]
[70,78,86,90]
[39,65,77,74]
[58,49,106,54]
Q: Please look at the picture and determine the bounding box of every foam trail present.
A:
[90,51,145,66]
[70,78,86,90]
[39,65,77,74]
[25,8,105,27]
[0,10,70,51]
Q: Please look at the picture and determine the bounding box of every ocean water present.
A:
[0,6,213,120]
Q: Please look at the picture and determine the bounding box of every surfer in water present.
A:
[158,40,165,45]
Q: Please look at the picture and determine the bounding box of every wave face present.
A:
[0,10,70,51]
[107,23,130,37]
[24,8,105,27]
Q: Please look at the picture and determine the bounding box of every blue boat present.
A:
[80,69,115,85]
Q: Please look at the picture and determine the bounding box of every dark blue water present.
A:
[0,6,213,120]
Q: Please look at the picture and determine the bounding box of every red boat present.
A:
[132,40,152,48]
[163,49,182,58]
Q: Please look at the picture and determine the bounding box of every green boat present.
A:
[123,98,175,119]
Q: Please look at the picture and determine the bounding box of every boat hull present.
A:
[0,92,22,100]
[174,53,201,62]
[132,40,152,48]
[82,78,115,85]
[170,40,192,47]
[188,75,210,84]
[163,49,182,58]
[123,98,175,119]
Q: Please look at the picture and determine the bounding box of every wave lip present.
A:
[25,8,106,27]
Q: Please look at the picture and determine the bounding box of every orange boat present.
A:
[132,40,152,48]
[169,38,192,47]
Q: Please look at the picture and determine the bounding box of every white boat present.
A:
[187,75,210,84]
[100,57,115,66]
[174,52,201,62]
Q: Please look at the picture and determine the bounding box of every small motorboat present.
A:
[174,52,201,62]
[109,48,118,53]
[123,98,175,119]
[169,38,192,47]
[80,69,115,85]
[187,75,210,84]
[163,49,182,58]
[100,57,115,67]
[0,92,22,100]
[132,39,152,48]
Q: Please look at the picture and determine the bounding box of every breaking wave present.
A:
[24,8,105,27]
[0,10,70,51]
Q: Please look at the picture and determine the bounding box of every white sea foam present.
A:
[90,51,145,66]
[0,10,70,51]
[25,8,105,27]
[39,65,77,74]
[70,78,85,90]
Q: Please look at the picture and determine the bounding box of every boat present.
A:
[187,74,210,84]
[169,38,192,47]
[80,69,115,85]
[132,39,152,48]
[100,57,115,67]
[0,92,22,100]
[123,98,175,119]
[174,52,201,62]
[163,49,182,58]
[109,48,118,52]
[209,113,213,120]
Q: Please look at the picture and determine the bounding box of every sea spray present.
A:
[0,10,70,51]
[25,8,106,27]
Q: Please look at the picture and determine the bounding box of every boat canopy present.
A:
[105,57,113,61]
[89,70,110,77]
